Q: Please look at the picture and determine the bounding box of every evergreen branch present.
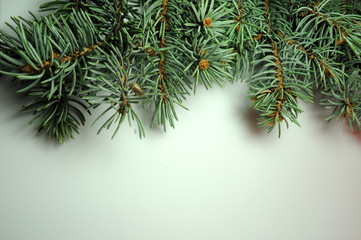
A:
[276,30,344,86]
[84,46,146,139]
[247,0,314,135]
[1,0,361,142]
[137,0,193,130]
[21,42,103,74]
[23,93,89,144]
[0,9,103,142]
[182,36,235,91]
[296,1,361,56]
[322,71,361,131]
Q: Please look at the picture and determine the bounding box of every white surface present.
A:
[1,1,361,240]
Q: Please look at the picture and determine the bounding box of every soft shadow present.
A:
[0,75,30,121]
[342,121,361,143]
[311,92,343,133]
[0,74,92,145]
[240,104,265,136]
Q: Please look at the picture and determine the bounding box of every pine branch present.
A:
[83,45,146,139]
[136,0,193,130]
[246,0,315,135]
[322,71,361,131]
[1,0,361,142]
[0,10,103,142]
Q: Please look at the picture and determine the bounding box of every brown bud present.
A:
[21,64,35,74]
[199,59,210,70]
[203,18,213,27]
[53,52,60,59]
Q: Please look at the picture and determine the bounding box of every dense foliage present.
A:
[0,0,360,142]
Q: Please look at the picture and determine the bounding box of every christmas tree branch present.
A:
[0,0,360,142]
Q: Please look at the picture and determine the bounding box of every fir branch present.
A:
[296,1,361,56]
[322,71,361,131]
[182,0,236,89]
[276,30,343,86]
[248,0,314,135]
[1,0,361,142]
[83,45,146,139]
[137,0,193,130]
[0,9,103,142]
[157,0,169,101]
[21,42,103,74]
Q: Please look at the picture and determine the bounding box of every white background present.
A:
[1,1,361,240]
